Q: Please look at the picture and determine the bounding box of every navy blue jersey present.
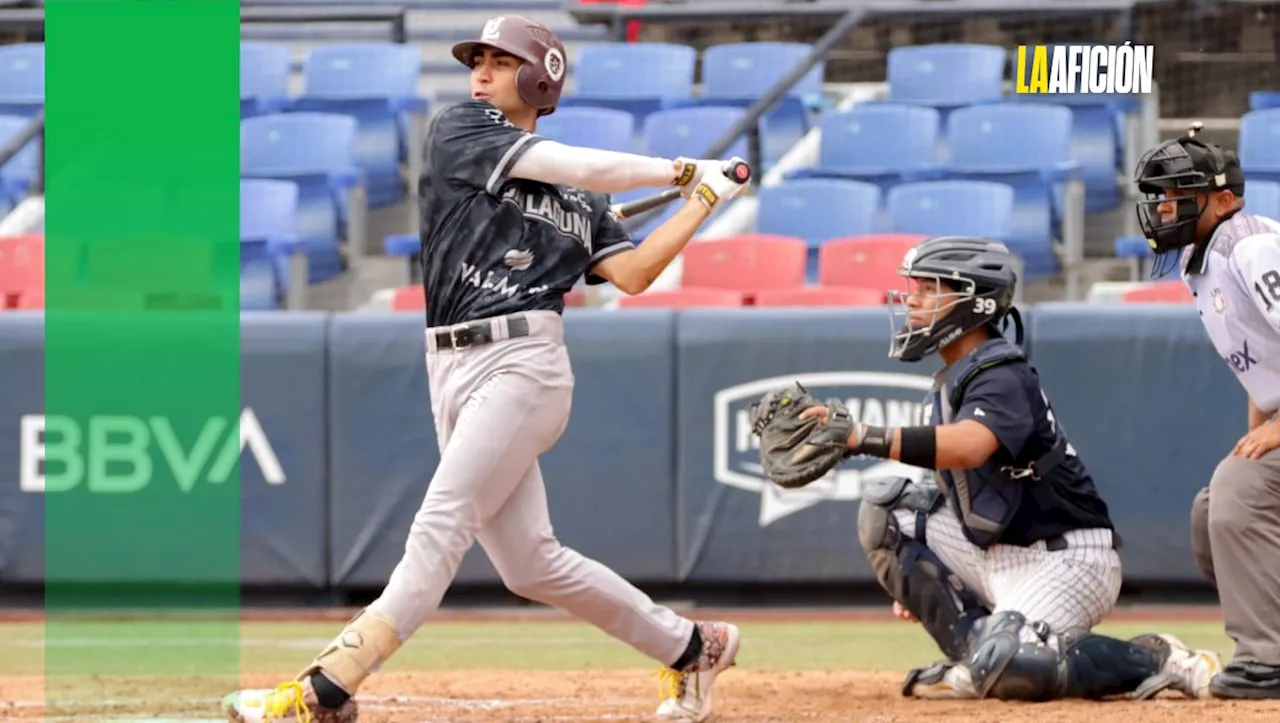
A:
[417,100,635,328]
[928,360,1115,545]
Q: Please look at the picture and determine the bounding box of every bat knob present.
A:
[723,160,751,185]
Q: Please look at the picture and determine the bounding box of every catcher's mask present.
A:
[887,236,1022,363]
[1133,121,1245,277]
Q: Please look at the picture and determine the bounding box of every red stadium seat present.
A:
[754,285,887,308]
[0,234,43,310]
[390,284,425,311]
[818,234,928,298]
[564,286,587,307]
[1121,281,1193,304]
[617,287,745,309]
[681,234,808,300]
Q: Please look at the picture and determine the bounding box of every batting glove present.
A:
[671,157,717,198]
[692,157,750,213]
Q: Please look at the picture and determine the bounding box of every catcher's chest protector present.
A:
[933,338,1029,549]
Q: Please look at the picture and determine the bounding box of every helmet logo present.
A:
[481,16,504,41]
[544,48,565,82]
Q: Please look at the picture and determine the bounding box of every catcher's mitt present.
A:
[748,383,855,489]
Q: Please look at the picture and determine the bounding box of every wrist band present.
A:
[857,425,893,459]
[898,426,937,469]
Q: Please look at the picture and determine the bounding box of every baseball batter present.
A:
[756,236,1222,702]
[1134,123,1280,698]
[222,15,749,723]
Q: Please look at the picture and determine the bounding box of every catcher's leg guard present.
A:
[298,608,404,695]
[968,610,1165,702]
[857,476,990,662]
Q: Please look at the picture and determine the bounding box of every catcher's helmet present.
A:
[452,15,567,117]
[1133,121,1244,273]
[888,236,1021,363]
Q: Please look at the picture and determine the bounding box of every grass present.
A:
[0,618,1235,677]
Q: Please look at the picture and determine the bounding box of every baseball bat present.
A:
[610,159,752,220]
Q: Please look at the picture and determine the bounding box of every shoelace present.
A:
[656,668,686,701]
[263,681,311,723]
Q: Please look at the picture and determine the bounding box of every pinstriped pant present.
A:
[893,504,1123,636]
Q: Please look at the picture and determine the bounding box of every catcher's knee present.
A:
[300,608,404,694]
[857,476,988,662]
[969,611,1067,702]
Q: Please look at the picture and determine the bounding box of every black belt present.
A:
[432,315,530,351]
[1044,531,1122,552]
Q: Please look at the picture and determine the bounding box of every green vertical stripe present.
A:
[43,1,241,719]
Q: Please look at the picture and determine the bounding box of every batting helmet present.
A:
[451,15,567,117]
[887,235,1021,363]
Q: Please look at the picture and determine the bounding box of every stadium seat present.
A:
[1121,280,1193,304]
[241,42,293,118]
[559,43,696,126]
[390,284,424,312]
[611,106,751,239]
[681,234,808,300]
[0,233,42,310]
[817,234,928,297]
[241,178,306,310]
[1247,179,1280,219]
[694,42,824,165]
[0,114,40,214]
[536,106,636,153]
[885,44,1005,124]
[886,180,1014,241]
[241,113,362,283]
[754,285,886,307]
[755,179,881,280]
[291,43,428,208]
[787,103,943,195]
[1239,109,1280,180]
[943,103,1080,278]
[1250,91,1280,111]
[0,43,43,117]
[1014,94,1129,214]
[616,287,745,309]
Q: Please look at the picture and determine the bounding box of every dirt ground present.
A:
[4,669,1280,722]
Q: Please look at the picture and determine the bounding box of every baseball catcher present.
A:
[750,235,1223,703]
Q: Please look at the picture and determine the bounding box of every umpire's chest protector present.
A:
[934,338,1028,550]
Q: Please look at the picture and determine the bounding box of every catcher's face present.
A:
[902,276,951,329]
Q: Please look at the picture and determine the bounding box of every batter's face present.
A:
[469,47,534,127]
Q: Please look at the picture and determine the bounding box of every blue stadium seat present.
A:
[693,42,824,166]
[0,114,39,215]
[787,103,943,195]
[536,106,636,153]
[756,178,881,280]
[887,180,1014,242]
[942,103,1080,278]
[885,44,1005,123]
[0,43,43,117]
[1246,179,1280,219]
[1239,109,1280,181]
[558,43,696,129]
[241,42,293,119]
[241,113,361,284]
[1250,91,1280,111]
[240,179,304,310]
[290,43,428,209]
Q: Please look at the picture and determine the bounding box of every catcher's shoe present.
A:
[901,661,979,699]
[654,622,740,722]
[1129,633,1223,699]
[222,678,358,723]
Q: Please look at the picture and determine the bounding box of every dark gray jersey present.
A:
[417,100,635,328]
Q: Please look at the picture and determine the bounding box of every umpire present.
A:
[1134,124,1280,699]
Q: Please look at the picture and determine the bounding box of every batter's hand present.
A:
[1232,417,1280,460]
[893,601,919,623]
[691,157,750,213]
[671,157,715,198]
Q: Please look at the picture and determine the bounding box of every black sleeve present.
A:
[426,100,543,196]
[954,365,1034,460]
[584,201,636,285]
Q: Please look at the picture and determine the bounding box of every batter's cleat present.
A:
[901,661,979,699]
[1129,633,1223,699]
[655,621,740,722]
[221,679,358,723]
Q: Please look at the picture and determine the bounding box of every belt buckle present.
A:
[450,325,474,349]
